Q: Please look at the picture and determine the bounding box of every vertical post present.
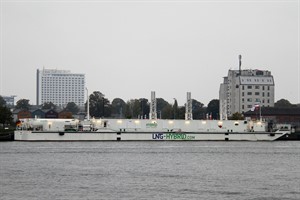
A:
[185,92,193,120]
[149,91,157,120]
[86,87,90,120]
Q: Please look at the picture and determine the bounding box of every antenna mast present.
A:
[149,91,157,120]
[185,92,193,120]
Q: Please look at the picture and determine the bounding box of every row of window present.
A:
[242,85,271,90]
[242,92,270,97]
[241,104,270,109]
[240,78,273,83]
[242,98,271,103]
[41,99,84,104]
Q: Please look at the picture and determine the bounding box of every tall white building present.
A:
[219,68,274,119]
[36,68,85,107]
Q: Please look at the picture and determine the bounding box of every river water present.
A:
[1,141,300,200]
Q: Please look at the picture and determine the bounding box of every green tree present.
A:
[124,99,141,119]
[177,106,185,119]
[207,99,219,119]
[64,102,79,114]
[229,112,244,120]
[89,91,111,118]
[0,106,13,128]
[41,102,57,110]
[139,98,150,119]
[274,99,294,108]
[192,99,205,119]
[111,98,126,118]
[161,104,173,119]
[15,99,30,110]
[157,98,170,119]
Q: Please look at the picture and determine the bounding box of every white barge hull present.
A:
[14,131,288,141]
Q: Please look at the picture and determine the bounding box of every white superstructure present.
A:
[14,118,290,141]
[36,68,85,106]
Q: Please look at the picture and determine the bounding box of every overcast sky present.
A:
[1,0,299,106]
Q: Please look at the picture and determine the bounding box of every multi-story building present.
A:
[219,68,274,119]
[2,95,16,107]
[36,68,85,107]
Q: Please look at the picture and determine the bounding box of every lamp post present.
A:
[86,87,90,120]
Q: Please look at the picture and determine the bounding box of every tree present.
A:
[111,98,126,118]
[229,112,244,120]
[157,98,170,119]
[124,99,141,119]
[275,99,294,108]
[88,91,111,118]
[139,98,150,119]
[0,106,13,128]
[177,106,185,119]
[172,99,179,119]
[41,102,57,110]
[15,99,30,110]
[207,99,219,120]
[64,102,79,114]
[161,104,173,119]
[192,99,205,119]
[0,96,6,107]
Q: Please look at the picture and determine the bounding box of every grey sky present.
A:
[1,0,299,106]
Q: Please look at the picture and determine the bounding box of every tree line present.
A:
[0,93,298,129]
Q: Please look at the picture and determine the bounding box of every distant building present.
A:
[36,68,85,107]
[2,95,16,107]
[244,107,300,128]
[219,68,275,119]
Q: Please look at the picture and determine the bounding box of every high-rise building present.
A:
[36,68,85,107]
[219,69,275,120]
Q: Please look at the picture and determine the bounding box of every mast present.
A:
[86,87,90,120]
[149,91,157,120]
[185,92,193,120]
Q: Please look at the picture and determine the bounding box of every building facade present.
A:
[36,68,85,107]
[2,95,16,107]
[219,69,274,119]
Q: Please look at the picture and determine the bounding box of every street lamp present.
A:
[86,87,90,120]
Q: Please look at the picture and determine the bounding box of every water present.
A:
[1,141,300,200]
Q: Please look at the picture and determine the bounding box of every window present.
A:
[255,86,259,89]
[255,92,260,95]
[247,92,252,95]
[247,86,252,89]
[262,86,265,90]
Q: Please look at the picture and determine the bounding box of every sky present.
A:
[0,0,299,106]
